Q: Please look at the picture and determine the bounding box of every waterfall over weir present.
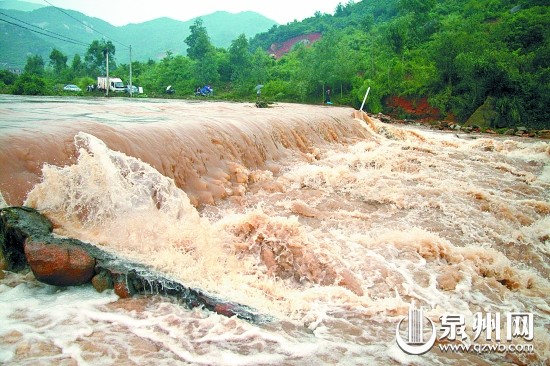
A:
[0,97,369,207]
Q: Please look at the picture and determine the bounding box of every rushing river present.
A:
[0,95,549,365]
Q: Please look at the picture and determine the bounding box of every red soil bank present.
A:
[386,96,442,121]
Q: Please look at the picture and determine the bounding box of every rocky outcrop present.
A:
[0,206,270,323]
[537,130,550,139]
[0,206,51,272]
[371,112,547,138]
[464,97,499,129]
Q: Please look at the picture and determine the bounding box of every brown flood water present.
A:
[0,95,549,365]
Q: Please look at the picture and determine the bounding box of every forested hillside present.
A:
[249,0,549,129]
[1,0,548,129]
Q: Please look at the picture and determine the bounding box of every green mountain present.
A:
[0,0,43,12]
[0,4,277,68]
[117,11,277,62]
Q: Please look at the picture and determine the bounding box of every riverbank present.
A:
[372,112,550,139]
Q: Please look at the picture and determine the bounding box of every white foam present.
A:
[0,273,118,364]
[540,163,550,183]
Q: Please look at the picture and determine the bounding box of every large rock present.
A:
[465,97,499,129]
[24,238,96,286]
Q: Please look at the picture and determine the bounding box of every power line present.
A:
[41,0,129,49]
[0,11,89,47]
[0,16,89,47]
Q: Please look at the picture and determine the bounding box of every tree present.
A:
[335,2,346,16]
[184,19,219,85]
[398,0,435,16]
[332,33,363,97]
[13,73,46,95]
[0,70,17,85]
[228,34,252,87]
[305,34,334,92]
[216,49,232,83]
[71,54,85,76]
[185,19,212,61]
[85,40,116,75]
[250,48,273,85]
[335,1,354,17]
[49,48,68,74]
[0,70,17,93]
[139,55,195,95]
[24,55,45,76]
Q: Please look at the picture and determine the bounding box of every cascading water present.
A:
[0,95,548,365]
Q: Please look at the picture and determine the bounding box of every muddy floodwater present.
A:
[0,95,549,365]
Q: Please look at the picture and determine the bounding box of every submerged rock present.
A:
[255,100,269,108]
[112,272,136,299]
[91,269,113,293]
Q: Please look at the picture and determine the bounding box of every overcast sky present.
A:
[25,0,347,25]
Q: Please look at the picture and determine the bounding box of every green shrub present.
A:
[13,74,47,95]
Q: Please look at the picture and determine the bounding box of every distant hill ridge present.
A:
[0,0,43,11]
[0,0,278,68]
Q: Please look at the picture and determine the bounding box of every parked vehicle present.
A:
[97,77,125,92]
[194,85,213,97]
[125,85,139,94]
[63,84,81,92]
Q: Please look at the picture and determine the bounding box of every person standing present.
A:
[325,88,332,104]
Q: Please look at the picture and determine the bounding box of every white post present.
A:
[360,86,371,112]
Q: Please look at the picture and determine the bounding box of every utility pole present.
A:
[105,48,109,97]
[129,45,133,97]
